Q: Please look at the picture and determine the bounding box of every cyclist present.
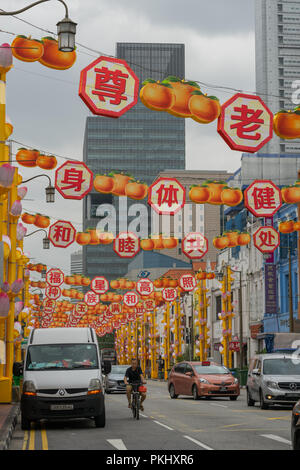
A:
[124,358,146,411]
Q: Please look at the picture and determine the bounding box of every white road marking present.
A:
[140,413,148,418]
[260,434,291,446]
[210,403,228,408]
[107,439,127,450]
[153,420,174,431]
[183,435,213,450]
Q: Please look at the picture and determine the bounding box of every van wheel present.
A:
[247,388,255,406]
[94,409,106,428]
[192,385,200,400]
[169,384,178,399]
[21,414,31,430]
[259,390,268,410]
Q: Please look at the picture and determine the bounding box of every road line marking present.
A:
[267,417,290,421]
[107,439,127,450]
[183,435,213,450]
[260,434,291,445]
[140,413,148,418]
[41,424,48,450]
[153,420,174,431]
[210,403,228,408]
[222,423,244,428]
[28,423,35,450]
[22,431,28,451]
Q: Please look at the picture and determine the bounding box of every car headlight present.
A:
[88,378,101,395]
[108,380,117,385]
[23,380,36,396]
[266,380,278,389]
[199,378,209,384]
[234,378,239,384]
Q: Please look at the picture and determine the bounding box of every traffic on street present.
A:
[7,381,296,451]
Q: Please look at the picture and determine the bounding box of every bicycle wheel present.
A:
[132,394,136,418]
[136,394,140,420]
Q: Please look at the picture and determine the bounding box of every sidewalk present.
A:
[0,403,20,450]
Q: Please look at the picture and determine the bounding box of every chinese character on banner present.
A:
[244,180,282,218]
[123,291,139,307]
[144,299,156,311]
[48,220,76,248]
[127,312,137,321]
[55,161,93,200]
[74,302,88,316]
[136,279,154,296]
[108,303,122,315]
[46,268,64,286]
[182,232,208,259]
[45,285,61,300]
[135,305,144,316]
[253,226,280,253]
[43,298,56,315]
[91,276,109,295]
[84,291,99,306]
[162,287,177,302]
[179,274,197,292]
[114,232,140,258]
[79,56,139,118]
[148,177,186,215]
[217,93,273,152]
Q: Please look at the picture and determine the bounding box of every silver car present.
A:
[247,353,300,409]
[105,364,129,394]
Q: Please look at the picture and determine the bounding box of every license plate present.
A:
[219,387,227,392]
[50,404,74,411]
[286,394,300,398]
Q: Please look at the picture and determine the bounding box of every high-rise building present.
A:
[83,43,185,282]
[255,0,300,154]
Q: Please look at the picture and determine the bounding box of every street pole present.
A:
[298,169,300,323]
[190,292,194,360]
[239,271,243,369]
[289,245,294,333]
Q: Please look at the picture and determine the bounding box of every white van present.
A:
[14,327,111,430]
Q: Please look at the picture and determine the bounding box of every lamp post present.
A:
[20,174,55,203]
[0,0,77,52]
[24,229,50,249]
[231,268,243,369]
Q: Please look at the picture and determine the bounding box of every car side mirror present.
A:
[13,361,23,377]
[102,361,112,375]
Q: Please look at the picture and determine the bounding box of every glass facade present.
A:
[83,43,185,282]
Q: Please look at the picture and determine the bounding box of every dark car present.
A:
[291,400,300,450]
[105,364,129,394]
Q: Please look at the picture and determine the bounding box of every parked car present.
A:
[247,354,300,409]
[291,400,300,450]
[13,327,111,430]
[105,364,129,394]
[167,361,240,400]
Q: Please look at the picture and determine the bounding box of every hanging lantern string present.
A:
[0,21,293,104]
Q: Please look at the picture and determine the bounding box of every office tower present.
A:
[83,43,185,282]
[255,0,300,154]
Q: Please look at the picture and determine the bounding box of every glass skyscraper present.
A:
[83,43,185,282]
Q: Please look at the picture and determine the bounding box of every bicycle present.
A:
[129,382,142,420]
[129,382,147,420]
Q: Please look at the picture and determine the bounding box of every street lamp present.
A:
[0,0,77,52]
[24,229,50,249]
[20,174,55,203]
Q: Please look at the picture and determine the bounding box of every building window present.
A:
[215,295,222,321]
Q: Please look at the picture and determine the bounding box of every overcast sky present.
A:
[1,0,255,275]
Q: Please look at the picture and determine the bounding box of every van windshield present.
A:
[26,344,99,370]
[263,358,300,375]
